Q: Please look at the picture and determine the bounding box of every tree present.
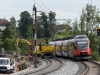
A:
[37,22,44,38]
[79,4,100,36]
[72,19,80,36]
[3,38,15,52]
[48,11,57,39]
[26,25,32,40]
[10,17,16,27]
[18,11,33,39]
[57,19,72,38]
[40,12,50,38]
[2,23,14,41]
[10,16,17,39]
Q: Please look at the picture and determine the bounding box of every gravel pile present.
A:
[47,59,79,75]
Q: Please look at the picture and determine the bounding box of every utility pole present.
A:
[33,4,37,68]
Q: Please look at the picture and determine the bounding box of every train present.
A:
[49,35,91,60]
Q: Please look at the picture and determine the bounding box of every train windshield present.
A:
[76,40,88,50]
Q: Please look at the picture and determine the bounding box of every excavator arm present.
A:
[15,38,32,54]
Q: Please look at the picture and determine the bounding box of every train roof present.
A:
[50,35,89,42]
[74,35,88,39]
[62,37,74,40]
[49,41,55,44]
[52,39,62,41]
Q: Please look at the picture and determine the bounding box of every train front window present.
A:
[76,41,88,50]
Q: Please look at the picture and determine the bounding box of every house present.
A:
[0,18,9,31]
[36,16,43,23]
[56,24,72,32]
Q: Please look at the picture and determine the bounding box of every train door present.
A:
[67,40,74,58]
[55,41,63,56]
[62,40,68,57]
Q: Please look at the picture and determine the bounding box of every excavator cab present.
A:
[39,39,54,58]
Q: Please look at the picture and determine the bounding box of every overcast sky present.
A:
[0,0,100,23]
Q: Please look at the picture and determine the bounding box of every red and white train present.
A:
[49,35,91,60]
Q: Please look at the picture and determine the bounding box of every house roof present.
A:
[0,19,9,26]
[56,24,72,31]
[56,24,65,30]
[36,16,43,22]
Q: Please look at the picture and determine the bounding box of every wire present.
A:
[39,0,50,11]
[33,0,46,13]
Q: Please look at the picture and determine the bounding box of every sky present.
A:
[0,0,100,24]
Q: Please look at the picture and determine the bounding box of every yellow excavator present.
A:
[39,39,55,58]
[15,38,41,58]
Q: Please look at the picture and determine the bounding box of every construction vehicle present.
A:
[15,38,41,58]
[15,38,54,59]
[15,38,32,56]
[39,39,55,58]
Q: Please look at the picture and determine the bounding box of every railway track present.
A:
[76,60,100,75]
[18,58,63,75]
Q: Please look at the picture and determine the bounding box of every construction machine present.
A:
[15,38,41,57]
[15,38,54,59]
[39,39,55,58]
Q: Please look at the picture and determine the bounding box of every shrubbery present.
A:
[91,51,100,61]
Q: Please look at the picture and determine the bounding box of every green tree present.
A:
[26,25,32,40]
[3,38,15,53]
[18,11,33,39]
[41,12,50,38]
[37,22,44,38]
[79,4,100,36]
[10,17,16,27]
[48,11,57,39]
[72,19,80,36]
[10,16,17,39]
[57,19,72,38]
[2,24,15,41]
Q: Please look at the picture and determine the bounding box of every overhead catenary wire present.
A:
[0,0,68,23]
[39,0,51,11]
[33,0,47,13]
[36,0,67,21]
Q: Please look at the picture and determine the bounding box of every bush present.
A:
[91,52,99,61]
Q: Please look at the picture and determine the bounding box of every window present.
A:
[0,59,9,65]
[76,40,88,50]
